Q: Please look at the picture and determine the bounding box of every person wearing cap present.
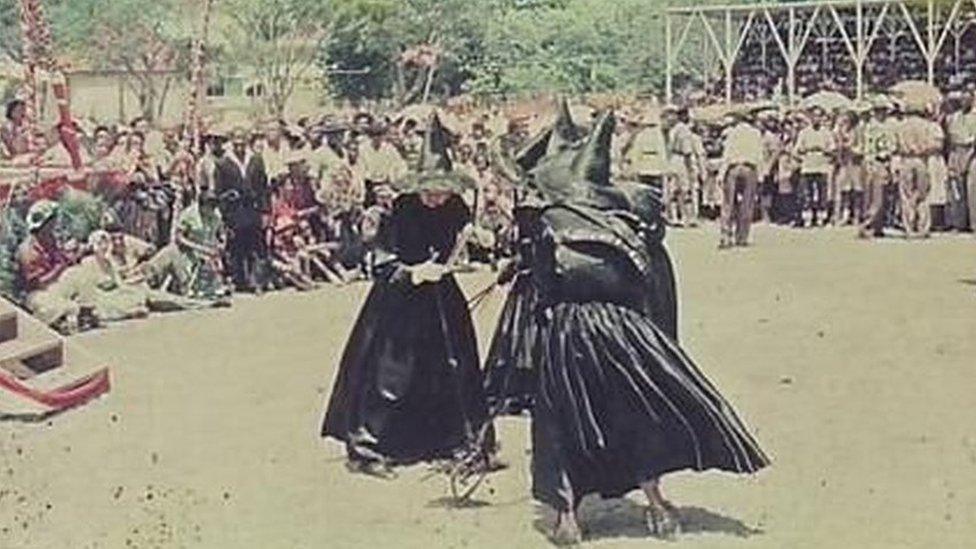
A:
[663,105,698,227]
[946,92,976,231]
[895,103,942,238]
[858,98,898,238]
[624,111,669,195]
[719,109,764,248]
[793,106,836,227]
[215,127,271,292]
[322,113,494,478]
[16,200,96,331]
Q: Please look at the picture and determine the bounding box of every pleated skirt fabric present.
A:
[531,301,769,510]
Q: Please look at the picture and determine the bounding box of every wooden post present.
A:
[856,0,865,99]
[665,12,674,104]
[788,6,797,104]
[725,8,733,104]
[926,0,935,84]
[17,0,39,156]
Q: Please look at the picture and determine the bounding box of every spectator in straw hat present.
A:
[894,102,942,238]
[858,97,898,238]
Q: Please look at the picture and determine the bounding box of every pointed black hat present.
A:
[570,110,614,188]
[514,98,584,173]
[398,112,475,193]
[525,110,628,210]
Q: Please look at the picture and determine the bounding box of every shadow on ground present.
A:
[532,498,762,545]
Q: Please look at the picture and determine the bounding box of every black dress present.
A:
[523,203,769,511]
[483,207,679,415]
[321,194,491,465]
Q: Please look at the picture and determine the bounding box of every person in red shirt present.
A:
[17,200,95,331]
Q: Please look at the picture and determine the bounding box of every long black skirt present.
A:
[321,275,490,465]
[483,274,540,415]
[484,244,678,416]
[531,301,769,511]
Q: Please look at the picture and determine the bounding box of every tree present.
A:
[51,0,189,122]
[223,0,337,118]
[323,0,489,106]
[460,0,662,98]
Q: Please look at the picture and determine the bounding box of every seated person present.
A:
[141,188,230,302]
[17,200,95,332]
[79,230,214,320]
[268,212,317,291]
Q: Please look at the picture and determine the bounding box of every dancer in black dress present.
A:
[322,114,492,475]
[485,99,679,415]
[483,99,585,415]
[494,112,769,544]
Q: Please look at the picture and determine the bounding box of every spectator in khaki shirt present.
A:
[664,105,698,227]
[858,100,898,238]
[896,105,943,238]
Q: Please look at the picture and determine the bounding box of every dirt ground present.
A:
[1,223,975,549]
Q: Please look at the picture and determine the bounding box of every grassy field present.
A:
[2,223,975,548]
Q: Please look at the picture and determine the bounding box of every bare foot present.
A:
[645,505,682,539]
[551,512,582,546]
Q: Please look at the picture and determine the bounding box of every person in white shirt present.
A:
[720,110,764,248]
[793,106,836,227]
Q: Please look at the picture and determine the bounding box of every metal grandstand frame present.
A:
[664,0,976,103]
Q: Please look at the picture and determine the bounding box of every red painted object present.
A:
[0,367,110,412]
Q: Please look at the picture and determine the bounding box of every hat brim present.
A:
[396,171,477,193]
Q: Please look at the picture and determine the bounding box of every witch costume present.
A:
[322,115,492,469]
[484,100,679,415]
[483,99,585,415]
[491,112,769,520]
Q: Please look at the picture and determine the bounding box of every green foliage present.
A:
[0,205,28,302]
[56,188,107,244]
[322,0,666,103]
[475,0,663,97]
